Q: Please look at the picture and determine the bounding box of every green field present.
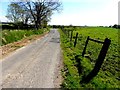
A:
[60,27,119,88]
[0,28,49,46]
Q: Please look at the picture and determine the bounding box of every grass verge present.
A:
[1,28,50,58]
[1,28,49,46]
[59,27,119,88]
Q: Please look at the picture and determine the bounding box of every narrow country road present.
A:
[1,29,61,88]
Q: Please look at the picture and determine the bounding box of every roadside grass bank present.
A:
[1,28,49,46]
[1,28,50,58]
[59,27,119,88]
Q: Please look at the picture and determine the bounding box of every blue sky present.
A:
[0,0,119,26]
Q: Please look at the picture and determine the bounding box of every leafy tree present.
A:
[6,3,22,23]
[6,0,62,29]
[6,2,31,25]
[20,0,62,29]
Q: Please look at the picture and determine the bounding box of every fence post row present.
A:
[74,32,78,47]
[61,29,111,83]
[81,38,111,83]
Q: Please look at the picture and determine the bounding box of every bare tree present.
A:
[17,0,62,29]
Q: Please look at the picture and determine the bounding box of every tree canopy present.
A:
[6,0,62,29]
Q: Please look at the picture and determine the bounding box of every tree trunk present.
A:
[35,21,38,30]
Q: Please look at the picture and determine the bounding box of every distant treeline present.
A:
[50,24,120,29]
[2,24,36,30]
[112,24,120,29]
[1,22,39,30]
[1,23,79,30]
[49,25,81,28]
[1,22,120,30]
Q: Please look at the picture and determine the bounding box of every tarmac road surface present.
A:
[1,29,61,88]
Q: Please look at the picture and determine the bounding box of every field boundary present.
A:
[61,28,111,83]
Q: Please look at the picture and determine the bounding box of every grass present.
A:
[59,27,119,88]
[1,28,49,46]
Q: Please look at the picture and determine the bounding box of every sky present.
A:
[0,0,119,26]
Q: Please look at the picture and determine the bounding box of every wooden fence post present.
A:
[82,36,89,56]
[81,38,111,83]
[74,32,78,47]
[62,28,65,34]
[64,30,66,34]
[68,31,70,38]
[70,30,73,41]
[65,30,67,35]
